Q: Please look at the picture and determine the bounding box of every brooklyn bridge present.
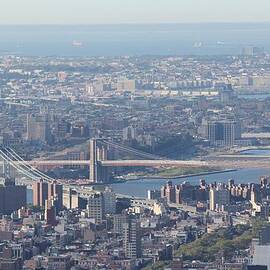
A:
[0,138,270,185]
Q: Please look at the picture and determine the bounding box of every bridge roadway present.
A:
[6,157,270,169]
[21,159,208,167]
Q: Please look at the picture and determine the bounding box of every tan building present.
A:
[63,188,79,209]
[33,180,63,209]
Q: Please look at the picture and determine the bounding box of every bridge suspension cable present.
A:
[5,148,54,182]
[103,140,164,160]
[0,148,40,181]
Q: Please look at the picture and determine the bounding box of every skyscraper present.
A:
[0,179,27,215]
[113,214,128,234]
[48,181,63,211]
[33,180,63,210]
[33,179,48,208]
[161,181,182,204]
[123,215,141,259]
[45,199,57,226]
[102,187,116,215]
[87,193,104,224]
[26,114,51,143]
[202,119,241,147]
[63,188,79,209]
[161,181,176,203]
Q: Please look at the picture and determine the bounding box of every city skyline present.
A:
[1,1,270,269]
[1,0,270,25]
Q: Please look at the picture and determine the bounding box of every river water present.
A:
[110,168,270,198]
[110,149,270,198]
[26,149,270,202]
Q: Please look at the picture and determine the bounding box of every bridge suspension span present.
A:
[0,147,54,183]
[2,139,269,185]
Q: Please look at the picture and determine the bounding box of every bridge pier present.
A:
[89,139,110,183]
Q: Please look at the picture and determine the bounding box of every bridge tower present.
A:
[3,159,11,178]
[89,139,110,183]
[0,153,15,179]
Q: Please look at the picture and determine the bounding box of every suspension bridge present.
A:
[1,138,270,185]
[0,139,207,184]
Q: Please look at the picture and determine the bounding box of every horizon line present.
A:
[0,21,270,26]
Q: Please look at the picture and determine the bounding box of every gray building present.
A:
[201,119,241,146]
[0,179,27,215]
[123,215,141,259]
[87,193,104,224]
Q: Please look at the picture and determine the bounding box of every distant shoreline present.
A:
[113,169,237,183]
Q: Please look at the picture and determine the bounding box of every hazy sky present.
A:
[1,0,270,25]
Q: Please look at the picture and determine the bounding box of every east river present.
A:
[27,149,270,202]
[110,149,270,197]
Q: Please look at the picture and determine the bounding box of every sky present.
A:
[0,0,270,25]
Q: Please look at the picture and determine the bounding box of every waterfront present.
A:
[26,167,270,203]
[110,167,270,198]
[241,149,270,156]
[25,149,270,202]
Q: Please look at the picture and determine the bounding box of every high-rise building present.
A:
[54,119,70,140]
[26,114,51,143]
[63,188,79,209]
[209,184,230,211]
[202,119,241,146]
[45,199,57,226]
[175,186,182,204]
[242,46,264,56]
[33,179,48,208]
[48,181,63,211]
[161,181,182,204]
[87,193,104,224]
[123,126,137,141]
[86,81,112,96]
[113,214,128,234]
[102,187,116,215]
[218,84,234,104]
[0,179,27,215]
[123,215,141,259]
[251,184,262,205]
[33,180,63,210]
[161,181,176,203]
[117,79,138,92]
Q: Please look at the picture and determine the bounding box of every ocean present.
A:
[1,23,270,57]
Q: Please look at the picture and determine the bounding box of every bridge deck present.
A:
[25,159,207,167]
[2,157,270,169]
